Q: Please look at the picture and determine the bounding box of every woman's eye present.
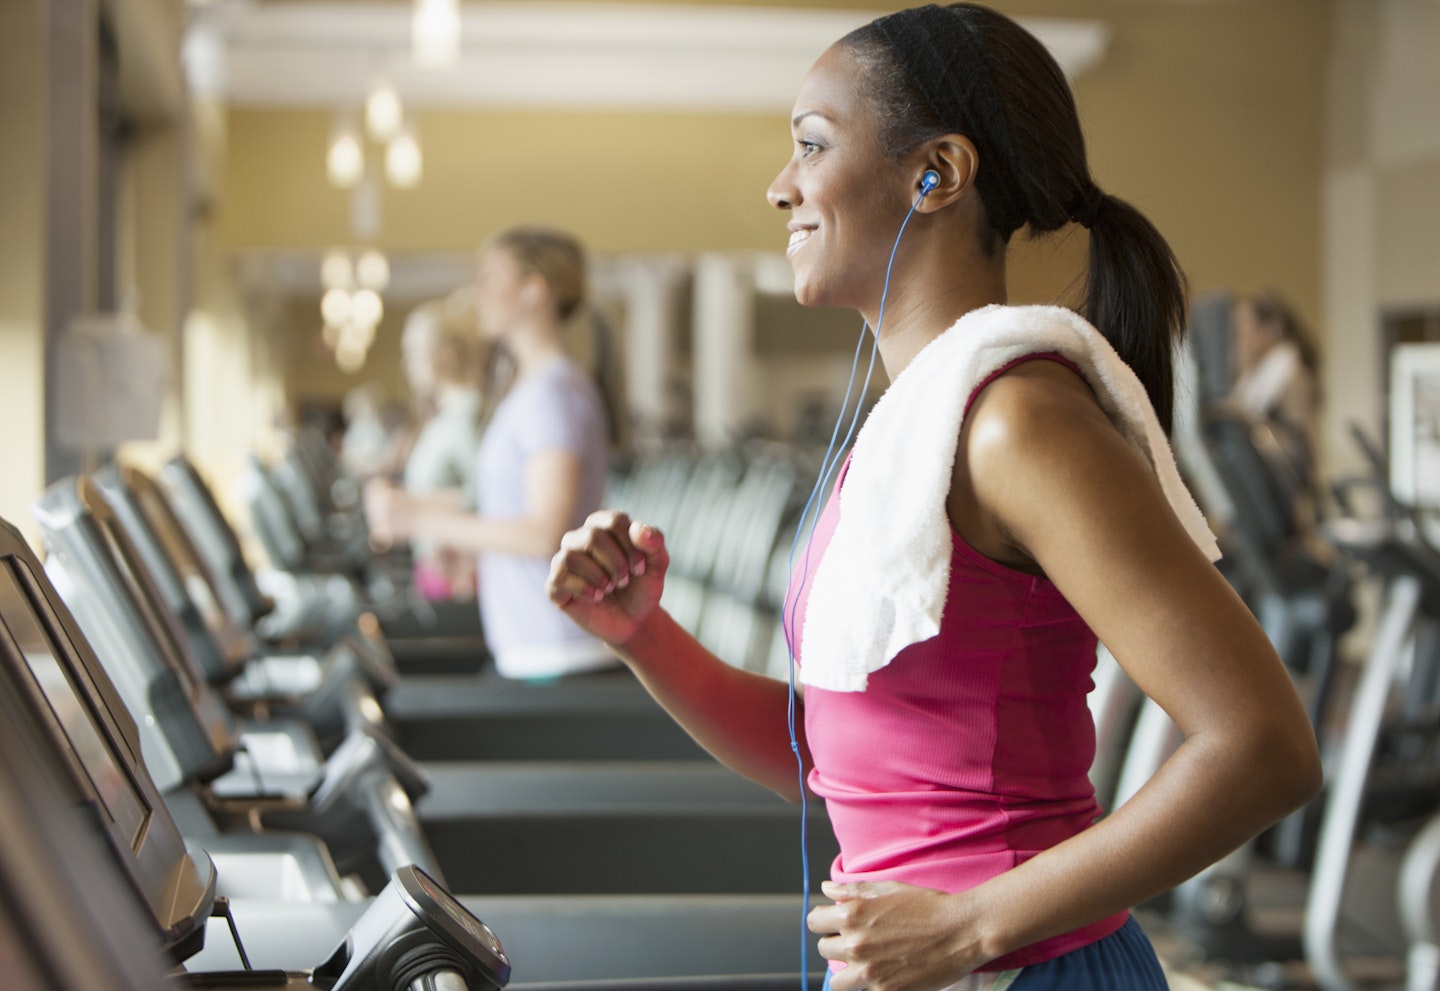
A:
[799,140,822,156]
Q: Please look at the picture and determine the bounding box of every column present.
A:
[0,0,50,539]
[619,255,687,446]
[692,254,755,448]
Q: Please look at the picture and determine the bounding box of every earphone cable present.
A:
[782,184,931,989]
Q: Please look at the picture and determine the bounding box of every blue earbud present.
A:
[920,169,941,194]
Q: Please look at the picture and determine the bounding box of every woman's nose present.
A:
[766,164,798,211]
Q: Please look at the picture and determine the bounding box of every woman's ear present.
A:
[519,273,547,308]
[914,134,979,213]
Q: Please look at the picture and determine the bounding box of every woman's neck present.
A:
[506,319,568,379]
[866,246,1008,380]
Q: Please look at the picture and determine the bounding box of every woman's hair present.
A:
[840,3,1189,432]
[482,225,588,322]
[1246,289,1319,375]
[403,300,483,395]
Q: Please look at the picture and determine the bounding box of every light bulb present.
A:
[340,316,377,349]
[413,0,460,66]
[365,82,403,143]
[336,340,368,373]
[356,250,390,291]
[321,288,353,325]
[386,132,423,189]
[351,288,384,327]
[326,125,364,189]
[321,249,353,290]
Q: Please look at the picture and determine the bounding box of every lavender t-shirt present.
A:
[476,357,613,678]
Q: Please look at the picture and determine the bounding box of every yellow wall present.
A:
[0,0,50,544]
[1319,0,1440,479]
[219,1,1327,291]
[217,0,1330,421]
[1055,1,1326,317]
[221,108,790,255]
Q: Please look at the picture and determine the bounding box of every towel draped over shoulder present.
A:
[799,304,1221,693]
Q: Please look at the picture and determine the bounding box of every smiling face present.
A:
[766,44,914,311]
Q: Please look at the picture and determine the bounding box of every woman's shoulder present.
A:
[970,353,1097,422]
[961,357,1118,482]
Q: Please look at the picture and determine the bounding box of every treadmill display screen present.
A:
[414,869,507,960]
[92,516,202,696]
[132,479,231,639]
[0,560,149,852]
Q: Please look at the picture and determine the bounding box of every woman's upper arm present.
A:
[962,370,1309,755]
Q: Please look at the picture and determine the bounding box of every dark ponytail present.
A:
[1081,196,1188,434]
[842,3,1189,433]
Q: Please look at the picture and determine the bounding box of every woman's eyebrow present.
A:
[791,110,832,128]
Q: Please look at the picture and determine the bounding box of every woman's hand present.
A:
[546,510,669,647]
[363,478,410,547]
[809,880,987,991]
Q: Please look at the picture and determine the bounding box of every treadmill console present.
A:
[0,659,174,991]
[0,518,216,959]
[314,864,510,991]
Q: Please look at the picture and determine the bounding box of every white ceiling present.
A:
[185,1,1111,112]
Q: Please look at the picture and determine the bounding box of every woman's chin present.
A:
[790,280,830,309]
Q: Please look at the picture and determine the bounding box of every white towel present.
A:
[799,304,1221,693]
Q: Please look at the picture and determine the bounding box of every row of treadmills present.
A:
[0,448,838,990]
[23,332,1440,990]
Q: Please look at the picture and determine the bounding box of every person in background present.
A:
[546,5,1320,989]
[1228,289,1321,489]
[396,295,486,601]
[367,226,618,680]
[339,384,400,481]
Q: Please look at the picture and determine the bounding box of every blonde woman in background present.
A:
[394,294,487,601]
[367,226,616,680]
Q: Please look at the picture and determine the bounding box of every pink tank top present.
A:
[791,354,1127,970]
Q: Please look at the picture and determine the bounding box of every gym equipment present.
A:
[92,462,392,751]
[0,612,184,990]
[33,475,444,892]
[0,515,217,959]
[37,471,842,899]
[1302,432,1440,991]
[0,512,825,984]
[163,453,372,649]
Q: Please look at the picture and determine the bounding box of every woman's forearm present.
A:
[962,721,1319,964]
[409,505,565,558]
[616,609,813,801]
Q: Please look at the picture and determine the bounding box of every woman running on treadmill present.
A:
[368,226,618,680]
[546,5,1321,989]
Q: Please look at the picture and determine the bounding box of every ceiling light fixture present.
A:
[412,0,460,67]
[365,80,403,143]
[326,115,364,189]
[356,250,391,292]
[321,249,354,290]
[385,127,423,189]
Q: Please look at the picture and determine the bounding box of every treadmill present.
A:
[0,519,514,990]
[0,636,184,991]
[0,513,825,985]
[34,476,444,893]
[41,469,840,897]
[95,463,395,752]
[152,456,732,763]
[162,453,371,651]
